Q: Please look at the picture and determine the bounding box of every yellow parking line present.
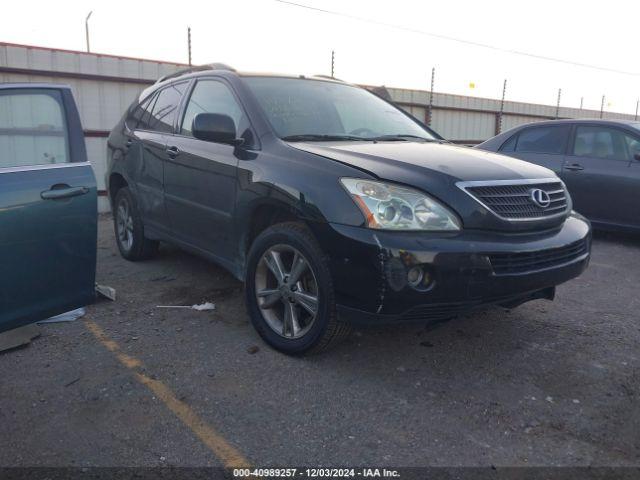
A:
[85,318,250,468]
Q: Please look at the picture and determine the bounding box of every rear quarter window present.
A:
[512,125,570,154]
[499,134,518,152]
[146,82,187,133]
[126,94,155,131]
[0,90,70,168]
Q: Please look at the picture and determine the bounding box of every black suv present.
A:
[107,65,591,354]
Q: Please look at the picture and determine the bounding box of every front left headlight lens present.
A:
[340,178,461,231]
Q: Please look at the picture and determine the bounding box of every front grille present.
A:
[461,180,568,220]
[488,238,589,275]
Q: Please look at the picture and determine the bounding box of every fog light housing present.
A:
[407,266,424,287]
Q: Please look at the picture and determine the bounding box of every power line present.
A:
[274,0,640,77]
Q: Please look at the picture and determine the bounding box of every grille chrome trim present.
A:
[456,178,570,222]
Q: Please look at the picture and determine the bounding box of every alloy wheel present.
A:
[116,198,134,252]
[254,244,319,339]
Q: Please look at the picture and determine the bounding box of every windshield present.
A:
[243,77,437,141]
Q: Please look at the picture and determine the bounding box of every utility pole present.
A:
[427,67,435,126]
[331,50,335,78]
[555,88,562,119]
[497,79,507,135]
[635,99,639,121]
[188,27,192,66]
[579,97,584,111]
[600,95,605,119]
[85,11,93,53]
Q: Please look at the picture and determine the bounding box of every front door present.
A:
[561,124,638,226]
[164,78,253,261]
[0,86,97,333]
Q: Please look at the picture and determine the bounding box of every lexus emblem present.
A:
[529,188,551,208]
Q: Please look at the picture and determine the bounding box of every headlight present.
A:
[340,178,461,231]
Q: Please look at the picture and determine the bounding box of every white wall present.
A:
[2,42,637,212]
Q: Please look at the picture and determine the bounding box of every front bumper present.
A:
[311,213,591,325]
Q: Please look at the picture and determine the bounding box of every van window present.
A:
[0,90,69,168]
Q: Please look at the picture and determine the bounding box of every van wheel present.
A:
[245,222,351,355]
[113,187,159,261]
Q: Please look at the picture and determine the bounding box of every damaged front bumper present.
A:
[311,213,591,325]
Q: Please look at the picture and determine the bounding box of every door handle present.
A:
[565,163,584,171]
[125,139,133,148]
[41,186,90,200]
[166,145,180,158]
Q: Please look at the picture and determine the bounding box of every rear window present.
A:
[0,89,69,169]
[506,125,570,155]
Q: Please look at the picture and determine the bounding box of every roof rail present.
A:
[156,63,236,84]
[313,74,345,82]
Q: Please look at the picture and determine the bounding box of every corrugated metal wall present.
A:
[0,43,183,211]
[1,42,637,212]
[387,87,637,143]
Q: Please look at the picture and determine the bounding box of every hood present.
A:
[289,141,553,183]
[289,141,567,232]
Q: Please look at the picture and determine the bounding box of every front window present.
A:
[243,77,436,141]
[573,125,639,161]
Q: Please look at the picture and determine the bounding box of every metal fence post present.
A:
[331,50,335,78]
[496,79,507,135]
[187,27,192,66]
[427,67,435,126]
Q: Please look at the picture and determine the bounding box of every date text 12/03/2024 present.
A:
[233,468,401,478]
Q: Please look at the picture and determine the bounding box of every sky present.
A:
[3,0,639,114]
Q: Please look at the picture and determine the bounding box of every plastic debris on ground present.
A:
[155,302,216,311]
[38,307,86,324]
[96,284,117,301]
[0,324,41,352]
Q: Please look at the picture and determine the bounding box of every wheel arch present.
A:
[108,172,129,208]
[242,200,311,254]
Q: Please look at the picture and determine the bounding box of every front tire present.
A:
[245,222,351,355]
[113,187,159,261]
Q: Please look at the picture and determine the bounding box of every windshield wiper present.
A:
[281,134,366,142]
[365,134,437,142]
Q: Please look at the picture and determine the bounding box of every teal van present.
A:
[0,84,97,332]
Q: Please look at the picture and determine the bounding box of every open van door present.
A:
[0,84,97,333]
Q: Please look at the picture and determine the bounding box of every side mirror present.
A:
[634,152,640,161]
[192,113,243,146]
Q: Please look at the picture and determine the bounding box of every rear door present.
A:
[562,124,637,226]
[130,82,188,232]
[0,86,97,333]
[499,124,571,173]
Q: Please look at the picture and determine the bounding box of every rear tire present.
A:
[245,222,351,355]
[113,187,159,261]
